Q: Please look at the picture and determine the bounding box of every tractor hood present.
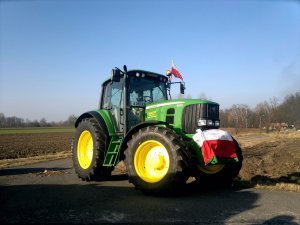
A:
[145,99,220,135]
[145,99,218,110]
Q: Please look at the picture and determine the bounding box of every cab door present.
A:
[100,78,124,133]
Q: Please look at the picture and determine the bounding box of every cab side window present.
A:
[101,79,124,132]
[102,84,112,109]
[101,80,123,109]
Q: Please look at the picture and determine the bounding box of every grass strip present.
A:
[0,127,75,135]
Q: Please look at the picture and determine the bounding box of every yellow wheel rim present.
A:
[198,164,224,174]
[134,140,169,183]
[77,130,93,169]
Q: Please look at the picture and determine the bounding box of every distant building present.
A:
[269,122,288,130]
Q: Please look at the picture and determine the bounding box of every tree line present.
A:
[180,90,300,131]
[220,91,300,131]
[0,114,77,128]
[1,91,299,129]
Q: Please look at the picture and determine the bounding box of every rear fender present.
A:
[75,110,116,136]
[75,111,121,166]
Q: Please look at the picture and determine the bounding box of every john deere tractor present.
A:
[72,65,242,195]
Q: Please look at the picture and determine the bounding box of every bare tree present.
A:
[63,115,78,126]
[198,93,209,100]
[228,104,250,134]
[39,118,48,127]
[0,113,5,127]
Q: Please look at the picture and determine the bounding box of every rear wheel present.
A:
[194,137,243,187]
[124,126,190,195]
[72,118,112,181]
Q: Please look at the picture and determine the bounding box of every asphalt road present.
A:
[0,158,299,225]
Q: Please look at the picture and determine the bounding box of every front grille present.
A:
[182,104,219,133]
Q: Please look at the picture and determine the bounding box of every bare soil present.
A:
[233,131,300,190]
[0,132,74,160]
[239,136,300,181]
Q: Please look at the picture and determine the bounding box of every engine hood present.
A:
[145,99,219,110]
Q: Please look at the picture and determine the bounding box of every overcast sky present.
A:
[0,0,299,121]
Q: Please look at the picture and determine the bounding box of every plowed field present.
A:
[0,132,74,159]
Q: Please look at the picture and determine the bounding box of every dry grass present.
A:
[234,180,300,192]
[255,183,300,192]
[235,130,300,149]
[0,151,71,169]
[31,169,70,177]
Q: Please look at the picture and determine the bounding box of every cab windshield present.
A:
[128,77,167,107]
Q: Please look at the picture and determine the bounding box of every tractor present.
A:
[72,65,242,195]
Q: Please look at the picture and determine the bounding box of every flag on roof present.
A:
[170,61,183,81]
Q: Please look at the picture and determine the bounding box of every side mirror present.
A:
[111,68,122,82]
[180,83,185,94]
[123,65,127,73]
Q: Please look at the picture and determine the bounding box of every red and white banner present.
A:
[170,61,183,81]
[193,129,237,164]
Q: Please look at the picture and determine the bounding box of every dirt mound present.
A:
[236,132,300,188]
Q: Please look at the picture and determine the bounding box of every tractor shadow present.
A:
[0,167,298,224]
[1,182,298,224]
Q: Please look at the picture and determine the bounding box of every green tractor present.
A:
[72,65,242,195]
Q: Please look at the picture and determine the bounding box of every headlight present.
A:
[198,119,219,127]
[198,119,207,126]
[207,120,213,126]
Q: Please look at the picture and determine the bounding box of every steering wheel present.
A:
[143,96,152,103]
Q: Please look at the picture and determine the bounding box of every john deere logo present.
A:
[147,111,157,118]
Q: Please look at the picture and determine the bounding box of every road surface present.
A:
[0,158,299,224]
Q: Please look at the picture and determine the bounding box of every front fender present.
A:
[119,120,169,160]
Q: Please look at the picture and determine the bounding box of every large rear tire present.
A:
[124,126,190,195]
[72,118,112,181]
[194,137,243,187]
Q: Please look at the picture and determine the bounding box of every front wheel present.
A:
[194,137,243,187]
[124,126,190,195]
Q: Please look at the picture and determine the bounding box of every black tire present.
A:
[124,126,190,195]
[193,137,243,187]
[72,118,113,181]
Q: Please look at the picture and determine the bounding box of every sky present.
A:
[0,0,299,122]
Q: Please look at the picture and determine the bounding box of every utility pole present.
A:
[260,115,262,134]
[260,114,264,134]
[246,108,248,129]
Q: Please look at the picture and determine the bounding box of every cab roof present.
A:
[102,69,168,85]
[127,69,165,78]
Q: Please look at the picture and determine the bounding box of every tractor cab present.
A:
[100,68,170,134]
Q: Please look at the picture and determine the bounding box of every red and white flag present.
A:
[193,129,237,164]
[170,61,183,81]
